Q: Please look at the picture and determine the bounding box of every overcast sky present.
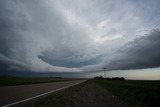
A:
[0,0,160,79]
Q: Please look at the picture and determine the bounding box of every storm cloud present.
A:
[0,0,102,72]
[0,0,160,77]
[103,29,160,70]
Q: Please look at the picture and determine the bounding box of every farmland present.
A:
[0,77,159,107]
[0,77,78,86]
[95,80,160,107]
[23,79,160,107]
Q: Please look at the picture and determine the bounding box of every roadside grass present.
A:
[94,80,160,107]
[23,80,89,107]
[0,77,78,86]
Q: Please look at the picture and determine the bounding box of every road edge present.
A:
[2,80,86,107]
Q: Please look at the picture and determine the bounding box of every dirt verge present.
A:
[66,83,128,107]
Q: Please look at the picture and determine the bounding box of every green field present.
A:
[94,80,160,107]
[0,77,77,86]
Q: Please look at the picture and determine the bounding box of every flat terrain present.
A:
[0,77,78,86]
[65,83,128,107]
[25,80,128,107]
[1,79,159,107]
[0,80,85,106]
[25,80,160,107]
[95,80,160,107]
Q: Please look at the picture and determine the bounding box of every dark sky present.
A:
[0,0,160,79]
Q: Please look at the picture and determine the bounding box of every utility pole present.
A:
[104,68,106,79]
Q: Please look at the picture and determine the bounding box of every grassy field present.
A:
[0,77,78,86]
[94,80,160,107]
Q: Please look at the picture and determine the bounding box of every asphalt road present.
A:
[0,80,85,107]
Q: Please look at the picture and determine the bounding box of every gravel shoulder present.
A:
[65,83,128,107]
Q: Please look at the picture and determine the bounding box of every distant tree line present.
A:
[93,76,125,81]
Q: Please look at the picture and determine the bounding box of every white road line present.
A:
[2,80,85,107]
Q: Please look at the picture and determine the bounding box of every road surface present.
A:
[0,80,85,107]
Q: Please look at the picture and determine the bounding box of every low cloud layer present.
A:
[0,0,160,76]
[103,29,160,70]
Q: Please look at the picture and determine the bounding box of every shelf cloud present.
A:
[103,30,160,70]
[0,0,160,77]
